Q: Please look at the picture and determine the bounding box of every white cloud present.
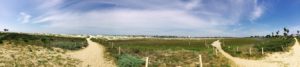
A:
[184,0,201,10]
[37,0,63,9]
[250,0,265,21]
[18,12,32,23]
[31,0,267,36]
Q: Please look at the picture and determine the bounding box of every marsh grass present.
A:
[221,38,294,59]
[92,38,233,67]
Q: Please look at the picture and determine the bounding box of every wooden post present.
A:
[262,47,264,54]
[205,40,208,48]
[249,48,252,55]
[118,47,121,55]
[215,48,218,56]
[223,40,225,47]
[199,55,203,67]
[145,57,149,67]
[188,41,191,46]
[236,47,239,52]
[281,45,284,51]
[112,42,114,48]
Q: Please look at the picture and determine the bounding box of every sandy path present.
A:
[67,38,116,67]
[263,38,300,67]
[211,40,282,67]
[212,38,300,67]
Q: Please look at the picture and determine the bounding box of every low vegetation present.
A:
[0,43,81,67]
[92,38,233,67]
[221,38,294,59]
[0,32,88,50]
[0,32,88,66]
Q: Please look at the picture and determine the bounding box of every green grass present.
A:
[0,32,88,50]
[91,38,233,67]
[220,38,294,59]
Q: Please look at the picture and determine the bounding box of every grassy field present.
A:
[0,32,88,50]
[91,38,235,67]
[92,37,296,67]
[221,38,294,59]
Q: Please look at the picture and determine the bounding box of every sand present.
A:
[211,38,300,67]
[67,38,116,67]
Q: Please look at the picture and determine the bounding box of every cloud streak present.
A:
[18,12,32,23]
[27,0,267,36]
[250,0,265,21]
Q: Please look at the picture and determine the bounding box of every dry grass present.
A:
[0,42,81,67]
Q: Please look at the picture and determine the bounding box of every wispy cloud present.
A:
[18,12,32,23]
[15,0,268,36]
[250,0,265,21]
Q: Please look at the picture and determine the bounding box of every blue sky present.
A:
[0,0,300,37]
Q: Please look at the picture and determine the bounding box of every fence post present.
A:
[199,55,203,67]
[111,42,114,48]
[281,45,284,51]
[249,48,252,55]
[205,40,208,48]
[145,57,149,67]
[223,40,225,47]
[236,47,239,52]
[262,47,264,54]
[118,47,121,55]
[215,48,218,56]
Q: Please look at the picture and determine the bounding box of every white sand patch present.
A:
[67,38,116,67]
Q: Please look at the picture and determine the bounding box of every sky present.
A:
[0,0,300,37]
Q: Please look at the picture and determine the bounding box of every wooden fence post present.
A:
[199,55,203,67]
[118,47,121,55]
[145,57,149,67]
[281,45,284,51]
[249,48,252,55]
[111,42,114,48]
[223,40,225,47]
[236,47,239,52]
[205,40,209,48]
[262,47,264,54]
[215,48,218,56]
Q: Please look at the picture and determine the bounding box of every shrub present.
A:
[0,32,87,50]
[117,54,144,67]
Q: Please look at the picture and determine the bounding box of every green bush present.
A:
[117,54,144,67]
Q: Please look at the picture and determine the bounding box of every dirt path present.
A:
[263,38,300,67]
[67,38,116,67]
[212,38,300,67]
[211,40,282,67]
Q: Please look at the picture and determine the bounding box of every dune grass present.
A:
[0,43,81,67]
[0,32,88,50]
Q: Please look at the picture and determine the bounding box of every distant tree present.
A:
[283,27,288,37]
[276,30,280,37]
[4,29,8,32]
[265,35,271,38]
[297,30,300,36]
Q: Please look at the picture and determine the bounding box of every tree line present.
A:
[251,27,299,38]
